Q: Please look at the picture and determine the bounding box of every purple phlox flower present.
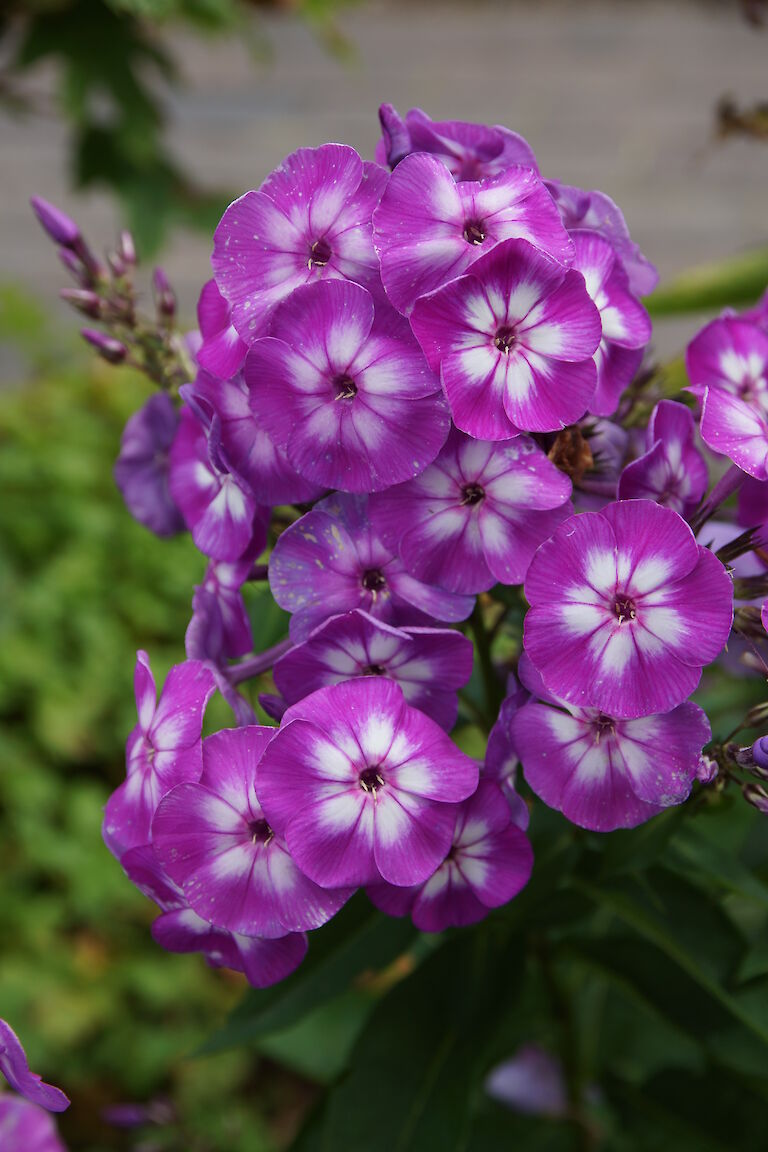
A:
[523,500,734,718]
[103,652,216,859]
[114,392,186,537]
[244,279,449,492]
[196,278,248,380]
[189,369,322,506]
[0,1096,67,1152]
[512,695,711,831]
[370,428,572,595]
[485,1045,568,1118]
[154,726,350,936]
[185,553,254,666]
[753,734,768,771]
[0,1020,69,1113]
[122,844,307,987]
[169,403,269,562]
[273,608,473,731]
[257,678,479,888]
[686,319,768,480]
[545,179,658,296]
[211,144,388,341]
[484,684,531,829]
[410,237,601,440]
[570,229,651,417]
[268,492,475,642]
[618,399,708,517]
[367,780,532,931]
[374,105,538,179]
[373,152,572,316]
[738,476,768,529]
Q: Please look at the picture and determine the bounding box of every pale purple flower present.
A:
[153,726,350,936]
[367,781,532,930]
[169,405,269,562]
[114,393,185,536]
[523,500,733,718]
[618,399,708,517]
[0,1097,67,1152]
[570,230,651,416]
[244,280,449,492]
[211,144,388,340]
[486,1046,569,1117]
[375,104,538,179]
[188,370,322,506]
[272,608,473,730]
[103,652,216,859]
[545,179,658,296]
[699,386,768,481]
[410,238,601,440]
[257,678,479,888]
[484,687,531,829]
[0,1021,68,1113]
[686,317,768,411]
[370,429,572,594]
[196,278,248,379]
[185,554,253,665]
[512,696,711,831]
[372,153,572,316]
[268,492,475,642]
[122,844,307,987]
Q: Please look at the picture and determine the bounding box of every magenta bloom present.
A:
[196,279,247,380]
[122,844,307,988]
[269,492,474,642]
[169,405,268,562]
[153,726,350,936]
[545,179,658,296]
[368,781,532,930]
[114,393,185,537]
[257,679,479,888]
[0,1021,68,1114]
[189,370,321,506]
[373,153,572,315]
[370,429,572,594]
[185,554,253,665]
[618,399,708,516]
[699,387,768,480]
[523,501,733,718]
[211,144,387,340]
[245,280,449,492]
[484,686,531,830]
[375,104,538,179]
[0,1097,67,1152]
[103,652,216,858]
[512,697,711,831]
[686,316,768,409]
[410,238,601,439]
[273,608,473,730]
[570,230,651,416]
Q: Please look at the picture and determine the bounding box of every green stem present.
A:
[470,602,504,718]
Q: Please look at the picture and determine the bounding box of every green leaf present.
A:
[320,928,524,1152]
[646,247,768,316]
[668,823,768,911]
[200,895,418,1053]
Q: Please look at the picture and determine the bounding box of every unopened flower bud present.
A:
[744,782,768,814]
[746,701,768,728]
[118,230,137,266]
[752,735,768,771]
[107,251,127,278]
[152,267,176,320]
[696,754,719,784]
[58,247,88,283]
[81,327,128,364]
[30,195,81,248]
[378,103,411,169]
[60,288,102,318]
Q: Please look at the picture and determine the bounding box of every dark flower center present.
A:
[613,594,637,624]
[309,237,332,268]
[592,713,616,744]
[362,568,387,593]
[334,374,358,400]
[461,483,485,506]
[361,663,386,676]
[494,325,517,355]
[249,819,274,846]
[359,766,385,794]
[463,219,486,245]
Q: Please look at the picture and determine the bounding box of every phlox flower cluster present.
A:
[33,101,759,1007]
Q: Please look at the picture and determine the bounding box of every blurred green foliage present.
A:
[0,0,355,253]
